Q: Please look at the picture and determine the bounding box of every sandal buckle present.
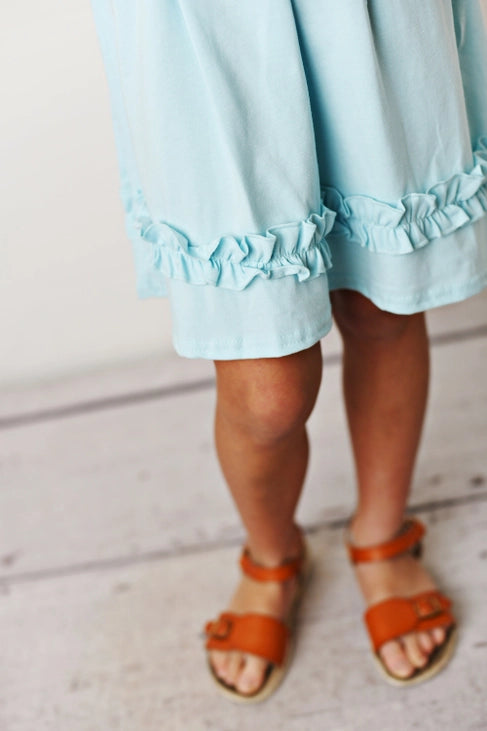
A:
[209,616,233,640]
[413,595,443,620]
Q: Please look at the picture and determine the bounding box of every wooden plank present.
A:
[0,502,485,730]
[0,354,215,424]
[426,288,487,338]
[1,289,485,422]
[0,333,486,582]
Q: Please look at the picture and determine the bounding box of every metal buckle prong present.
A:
[413,595,443,620]
[210,616,233,640]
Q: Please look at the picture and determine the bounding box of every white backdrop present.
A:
[0,1,173,389]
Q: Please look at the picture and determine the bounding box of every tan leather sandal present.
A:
[204,531,312,703]
[346,516,457,686]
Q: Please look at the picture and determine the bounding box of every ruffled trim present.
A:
[322,136,487,255]
[126,198,335,290]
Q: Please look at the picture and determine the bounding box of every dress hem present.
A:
[172,319,333,361]
[328,272,487,315]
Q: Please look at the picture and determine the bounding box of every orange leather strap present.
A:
[347,517,425,564]
[365,591,454,653]
[239,547,304,582]
[205,612,289,666]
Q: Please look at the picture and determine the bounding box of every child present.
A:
[91,0,487,701]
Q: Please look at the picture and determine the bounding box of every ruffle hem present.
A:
[323,136,487,255]
[122,137,487,292]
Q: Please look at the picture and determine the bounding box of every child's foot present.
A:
[351,519,448,679]
[208,555,301,696]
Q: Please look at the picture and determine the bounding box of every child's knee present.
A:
[214,344,322,445]
[331,290,415,342]
[241,388,312,444]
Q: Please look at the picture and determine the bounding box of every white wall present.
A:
[1,2,173,389]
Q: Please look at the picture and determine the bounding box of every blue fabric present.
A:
[91,0,487,359]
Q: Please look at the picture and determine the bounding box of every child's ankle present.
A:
[349,511,405,546]
[246,523,303,567]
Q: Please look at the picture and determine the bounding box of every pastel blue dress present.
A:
[91,0,487,359]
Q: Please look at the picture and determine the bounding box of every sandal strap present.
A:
[365,591,454,653]
[239,539,305,583]
[205,612,289,666]
[347,517,425,564]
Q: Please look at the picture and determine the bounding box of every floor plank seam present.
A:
[0,378,216,431]
[2,490,485,589]
[1,323,486,431]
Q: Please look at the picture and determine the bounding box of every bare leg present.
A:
[209,342,323,695]
[331,290,446,679]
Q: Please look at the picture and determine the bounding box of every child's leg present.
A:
[209,341,323,695]
[331,289,447,679]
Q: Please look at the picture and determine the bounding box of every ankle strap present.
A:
[240,548,304,582]
[346,517,425,564]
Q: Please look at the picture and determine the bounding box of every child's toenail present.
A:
[239,675,260,693]
[390,658,414,677]
[433,628,446,644]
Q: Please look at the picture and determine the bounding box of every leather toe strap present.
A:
[364,591,455,653]
[205,612,289,666]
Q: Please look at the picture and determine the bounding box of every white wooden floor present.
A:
[1,292,487,731]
